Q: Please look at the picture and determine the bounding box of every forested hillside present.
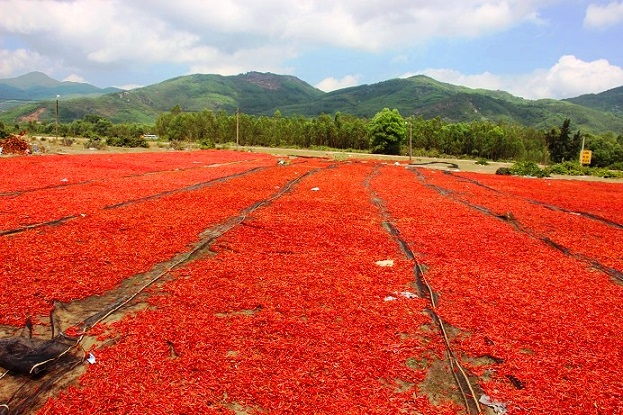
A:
[2,72,623,135]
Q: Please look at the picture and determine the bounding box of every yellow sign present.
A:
[580,150,592,165]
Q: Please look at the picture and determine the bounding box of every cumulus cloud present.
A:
[279,0,548,50]
[63,74,88,83]
[186,45,297,77]
[541,55,623,97]
[404,69,505,91]
[410,55,623,99]
[315,75,362,92]
[0,49,48,78]
[3,0,614,100]
[114,84,142,91]
[0,0,553,79]
[584,1,623,29]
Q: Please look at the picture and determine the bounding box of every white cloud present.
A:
[278,0,550,50]
[185,45,297,77]
[3,0,615,102]
[114,84,142,91]
[584,1,623,29]
[410,55,623,99]
[316,75,361,92]
[63,74,88,83]
[0,0,557,79]
[404,69,505,90]
[0,49,48,78]
[541,55,623,97]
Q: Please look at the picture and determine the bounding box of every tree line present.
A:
[3,107,622,168]
[154,106,553,162]
[153,106,623,167]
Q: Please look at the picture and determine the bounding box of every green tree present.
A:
[546,119,581,163]
[93,118,113,137]
[585,133,623,167]
[155,106,185,140]
[367,108,406,155]
[170,105,183,115]
[0,121,9,139]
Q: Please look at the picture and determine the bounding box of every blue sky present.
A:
[1,0,622,99]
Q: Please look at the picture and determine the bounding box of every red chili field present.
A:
[1,150,622,415]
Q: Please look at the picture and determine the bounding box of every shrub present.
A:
[106,136,148,148]
[548,161,587,176]
[170,140,185,150]
[547,161,623,179]
[607,162,623,171]
[475,158,489,166]
[61,137,74,147]
[510,161,549,178]
[412,148,442,158]
[590,168,623,179]
[84,137,107,150]
[199,138,215,149]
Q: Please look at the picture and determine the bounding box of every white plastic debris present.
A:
[86,353,96,364]
[375,259,394,267]
[310,187,320,191]
[397,291,418,299]
[385,291,418,301]
[479,394,507,414]
[60,178,69,182]
[394,162,400,166]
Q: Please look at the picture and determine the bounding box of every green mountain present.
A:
[1,71,61,89]
[2,71,623,134]
[563,85,623,115]
[278,76,623,133]
[0,72,324,124]
[126,72,324,115]
[0,71,122,110]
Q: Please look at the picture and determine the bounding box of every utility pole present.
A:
[55,95,59,143]
[409,119,413,162]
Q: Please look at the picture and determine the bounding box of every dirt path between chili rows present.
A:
[0,168,322,414]
[0,159,502,415]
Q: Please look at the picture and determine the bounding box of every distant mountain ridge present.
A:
[0,71,122,104]
[125,72,324,116]
[1,71,622,134]
[563,85,623,114]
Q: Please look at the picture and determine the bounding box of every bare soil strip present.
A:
[0,160,256,198]
[365,166,483,415]
[0,166,265,236]
[102,166,265,210]
[411,167,623,284]
[451,172,623,230]
[0,168,322,415]
[0,216,77,237]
